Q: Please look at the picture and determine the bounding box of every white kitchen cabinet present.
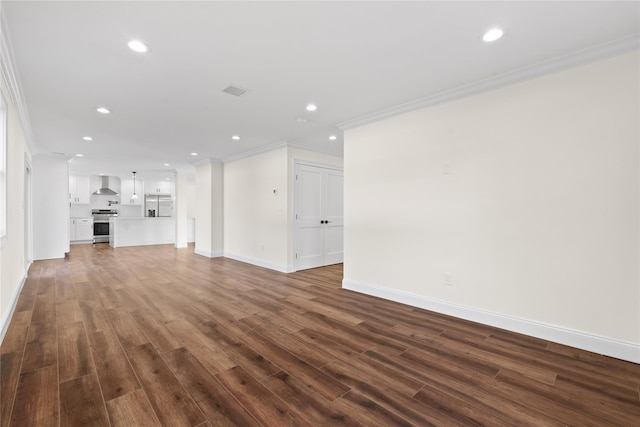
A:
[69,174,90,204]
[144,179,173,195]
[70,218,93,242]
[121,178,142,205]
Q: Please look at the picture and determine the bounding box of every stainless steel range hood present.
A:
[92,176,119,196]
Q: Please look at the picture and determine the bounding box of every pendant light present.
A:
[131,172,138,199]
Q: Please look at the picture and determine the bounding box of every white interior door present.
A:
[295,163,344,271]
[323,169,344,265]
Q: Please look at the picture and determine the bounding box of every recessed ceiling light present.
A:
[128,40,149,53]
[75,154,84,157]
[232,135,240,140]
[306,104,317,112]
[483,28,504,42]
[82,136,93,141]
[99,173,104,176]
[96,107,110,114]
[329,135,337,140]
[163,163,170,166]
[190,152,198,156]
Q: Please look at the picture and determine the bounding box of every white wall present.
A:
[194,159,223,257]
[174,171,188,248]
[0,73,32,343]
[343,52,639,362]
[224,147,289,271]
[32,154,70,260]
[223,146,344,272]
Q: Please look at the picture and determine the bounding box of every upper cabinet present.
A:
[69,174,90,205]
[121,178,142,205]
[144,179,173,195]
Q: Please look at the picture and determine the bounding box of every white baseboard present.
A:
[224,252,292,273]
[194,248,223,258]
[342,279,640,364]
[0,274,27,346]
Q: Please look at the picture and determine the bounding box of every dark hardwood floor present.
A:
[1,243,639,426]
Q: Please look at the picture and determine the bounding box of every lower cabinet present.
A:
[70,218,93,242]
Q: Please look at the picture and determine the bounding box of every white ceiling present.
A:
[2,1,639,179]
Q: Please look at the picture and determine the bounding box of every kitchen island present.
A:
[109,217,175,248]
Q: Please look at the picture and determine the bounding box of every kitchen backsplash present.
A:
[90,194,120,209]
[70,195,144,218]
[70,205,92,217]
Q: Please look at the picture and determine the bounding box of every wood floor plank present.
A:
[4,246,638,426]
[88,330,141,401]
[105,388,162,427]
[215,365,306,427]
[304,310,408,354]
[322,359,466,427]
[55,299,84,326]
[240,315,335,369]
[59,373,110,426]
[278,310,370,353]
[54,279,76,303]
[401,350,575,426]
[0,352,22,427]
[14,291,36,313]
[293,327,362,361]
[29,293,55,326]
[437,330,558,385]
[9,365,58,427]
[79,299,112,334]
[240,329,351,401]
[0,311,32,355]
[20,322,57,374]
[195,321,281,381]
[286,295,364,325]
[497,368,640,426]
[163,347,261,427]
[366,349,563,426]
[126,343,206,427]
[263,371,361,426]
[129,310,183,353]
[163,318,236,373]
[105,308,149,349]
[72,281,94,300]
[412,383,526,427]
[58,321,94,382]
[92,284,121,311]
[332,389,414,427]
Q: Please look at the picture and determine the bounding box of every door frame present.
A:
[292,159,344,272]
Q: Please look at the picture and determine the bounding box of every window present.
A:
[0,91,7,243]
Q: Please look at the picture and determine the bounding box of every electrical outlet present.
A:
[444,272,453,286]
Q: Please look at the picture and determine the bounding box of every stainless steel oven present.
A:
[91,209,118,243]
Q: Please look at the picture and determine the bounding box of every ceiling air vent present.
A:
[222,84,248,97]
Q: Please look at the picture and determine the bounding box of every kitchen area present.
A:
[69,173,195,248]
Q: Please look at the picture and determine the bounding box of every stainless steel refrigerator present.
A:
[145,194,173,217]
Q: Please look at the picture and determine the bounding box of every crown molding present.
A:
[223,139,343,164]
[223,140,290,163]
[0,10,36,154]
[338,34,640,131]
[193,157,223,167]
[287,141,343,158]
